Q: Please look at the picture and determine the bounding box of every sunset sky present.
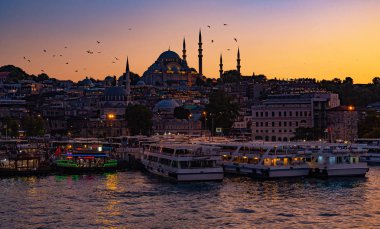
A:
[1,0,380,83]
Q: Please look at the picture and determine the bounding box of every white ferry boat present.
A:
[218,143,264,176]
[355,139,380,165]
[141,144,224,181]
[309,144,369,177]
[212,142,311,178]
[255,145,312,178]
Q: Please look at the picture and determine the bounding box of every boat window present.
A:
[180,161,189,169]
[162,147,175,155]
[159,158,171,166]
[176,149,191,155]
[248,157,260,164]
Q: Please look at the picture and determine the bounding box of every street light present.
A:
[202,111,207,136]
[188,113,192,136]
[107,113,115,120]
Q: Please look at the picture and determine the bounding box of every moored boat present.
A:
[141,144,224,181]
[53,141,118,174]
[309,144,369,177]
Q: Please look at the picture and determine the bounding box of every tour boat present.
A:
[53,141,118,174]
[206,142,311,178]
[0,142,51,177]
[254,145,312,178]
[309,144,369,177]
[355,139,380,165]
[141,144,224,181]
[218,143,264,176]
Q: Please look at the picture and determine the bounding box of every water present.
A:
[1,168,380,228]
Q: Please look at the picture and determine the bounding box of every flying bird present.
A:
[97,41,100,44]
[41,70,44,72]
[223,23,227,26]
[75,70,78,72]
[64,46,67,49]
[27,60,31,62]
[227,49,230,51]
[112,61,115,64]
[207,25,211,28]
[211,40,214,43]
[59,54,63,57]
[66,62,69,65]
[234,38,237,42]
[115,57,119,60]
[52,54,56,57]
[43,49,47,52]
[97,51,101,54]
[23,57,26,59]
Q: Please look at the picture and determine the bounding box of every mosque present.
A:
[141,30,205,87]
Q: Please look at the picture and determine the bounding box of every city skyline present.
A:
[1,0,380,83]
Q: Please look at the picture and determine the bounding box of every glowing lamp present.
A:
[107,113,115,119]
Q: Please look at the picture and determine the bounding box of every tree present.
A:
[253,74,267,83]
[2,118,19,137]
[358,111,380,138]
[125,104,152,135]
[343,76,354,84]
[0,65,29,82]
[37,73,50,82]
[173,107,191,119]
[372,77,380,85]
[22,116,45,136]
[205,90,240,135]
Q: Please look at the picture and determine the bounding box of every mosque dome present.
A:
[158,50,181,60]
[82,77,94,87]
[105,76,114,81]
[136,80,146,86]
[154,99,180,113]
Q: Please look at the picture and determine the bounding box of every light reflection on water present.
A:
[0,168,379,228]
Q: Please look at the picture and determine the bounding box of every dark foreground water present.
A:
[1,167,380,229]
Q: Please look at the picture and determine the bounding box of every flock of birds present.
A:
[207,23,238,49]
[23,39,123,75]
[22,24,239,75]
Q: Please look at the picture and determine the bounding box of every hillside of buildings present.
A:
[0,64,380,141]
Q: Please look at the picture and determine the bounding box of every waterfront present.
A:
[0,168,379,228]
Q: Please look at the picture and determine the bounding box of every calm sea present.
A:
[1,167,380,228]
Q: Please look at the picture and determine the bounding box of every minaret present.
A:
[182,38,187,61]
[198,29,203,76]
[125,57,131,102]
[219,54,223,78]
[237,47,241,74]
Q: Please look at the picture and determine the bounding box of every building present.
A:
[152,99,202,135]
[141,33,203,88]
[327,106,358,142]
[251,93,339,141]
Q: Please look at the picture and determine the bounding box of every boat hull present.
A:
[143,162,223,182]
[222,164,256,176]
[256,167,310,178]
[0,167,52,177]
[312,163,369,177]
[55,166,118,174]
